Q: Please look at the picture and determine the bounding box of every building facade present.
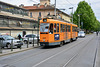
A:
[23,0,71,22]
[0,1,38,37]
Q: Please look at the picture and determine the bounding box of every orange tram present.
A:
[40,18,78,46]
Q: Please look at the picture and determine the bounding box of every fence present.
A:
[0,37,40,54]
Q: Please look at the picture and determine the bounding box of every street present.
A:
[0,34,100,67]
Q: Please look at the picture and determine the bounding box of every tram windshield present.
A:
[40,23,50,32]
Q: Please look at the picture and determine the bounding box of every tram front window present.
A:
[40,23,49,32]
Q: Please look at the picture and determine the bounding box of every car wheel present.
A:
[6,43,11,48]
[24,40,28,44]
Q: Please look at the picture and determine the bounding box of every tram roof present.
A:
[41,17,77,26]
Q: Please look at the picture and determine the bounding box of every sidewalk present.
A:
[0,44,39,57]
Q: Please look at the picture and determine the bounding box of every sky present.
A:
[0,0,100,21]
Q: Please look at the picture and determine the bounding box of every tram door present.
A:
[49,23,54,42]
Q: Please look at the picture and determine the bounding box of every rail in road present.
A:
[0,34,100,67]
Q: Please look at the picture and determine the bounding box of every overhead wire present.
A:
[65,0,76,7]
[29,0,39,3]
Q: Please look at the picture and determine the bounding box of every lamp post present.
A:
[37,17,41,46]
[69,7,73,23]
[77,14,82,30]
[55,0,56,17]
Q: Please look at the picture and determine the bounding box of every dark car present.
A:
[0,35,23,48]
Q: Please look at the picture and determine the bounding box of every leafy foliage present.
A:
[73,1,100,31]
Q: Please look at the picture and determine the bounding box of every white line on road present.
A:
[32,35,94,67]
[32,40,89,67]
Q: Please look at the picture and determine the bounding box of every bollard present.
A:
[0,40,2,53]
[20,43,22,50]
[11,39,13,51]
[27,37,29,48]
[37,37,39,47]
[33,37,34,47]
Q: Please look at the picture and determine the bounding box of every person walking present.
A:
[18,34,21,40]
[96,31,98,36]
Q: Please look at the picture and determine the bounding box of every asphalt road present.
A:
[0,34,100,67]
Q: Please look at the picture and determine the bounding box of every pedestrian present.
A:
[18,34,21,40]
[96,31,98,36]
[44,26,49,32]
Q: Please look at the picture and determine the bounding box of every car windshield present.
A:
[25,35,36,38]
[40,23,49,32]
[3,35,15,40]
[79,31,84,34]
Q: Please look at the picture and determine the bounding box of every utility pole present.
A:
[77,14,82,30]
[69,7,73,23]
[78,14,80,29]
[55,0,56,17]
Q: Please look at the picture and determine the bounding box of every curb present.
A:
[0,47,33,57]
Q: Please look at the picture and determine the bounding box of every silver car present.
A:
[78,31,85,37]
[23,34,39,44]
[0,35,23,48]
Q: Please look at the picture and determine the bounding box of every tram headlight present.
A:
[43,19,47,22]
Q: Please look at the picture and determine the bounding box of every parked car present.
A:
[78,31,85,37]
[0,35,23,48]
[23,34,40,44]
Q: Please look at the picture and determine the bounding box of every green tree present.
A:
[73,1,100,32]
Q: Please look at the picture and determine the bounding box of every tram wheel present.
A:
[59,41,63,47]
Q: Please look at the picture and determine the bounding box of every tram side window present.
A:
[72,26,75,32]
[49,23,53,34]
[66,25,67,32]
[62,24,65,32]
[68,25,71,32]
[75,27,78,32]
[69,26,71,32]
[60,24,62,32]
[54,23,56,32]
[57,23,59,32]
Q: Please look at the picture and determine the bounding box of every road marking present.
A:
[32,47,72,67]
[63,35,95,67]
[32,35,95,67]
[63,53,78,67]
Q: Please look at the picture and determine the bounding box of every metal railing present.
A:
[0,37,40,54]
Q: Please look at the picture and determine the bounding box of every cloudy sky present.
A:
[0,0,100,21]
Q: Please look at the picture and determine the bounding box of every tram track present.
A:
[0,34,94,67]
[62,36,95,67]
[32,35,95,67]
[93,36,100,67]
[63,35,99,67]
[6,38,84,65]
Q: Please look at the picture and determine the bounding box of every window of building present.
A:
[30,12,33,18]
[39,12,41,17]
[0,18,3,25]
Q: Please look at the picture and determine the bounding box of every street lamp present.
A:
[55,0,56,17]
[69,7,73,23]
[77,14,82,30]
